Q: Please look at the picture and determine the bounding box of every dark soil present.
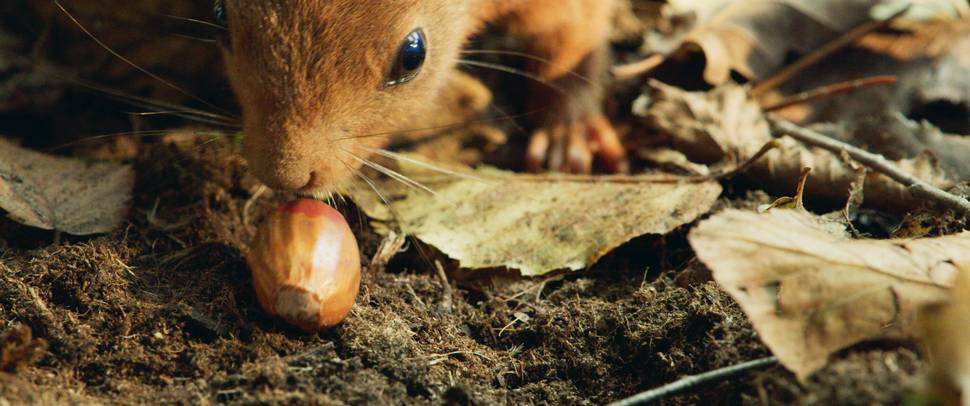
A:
[0,1,931,404]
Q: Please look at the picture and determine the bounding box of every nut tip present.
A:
[275,285,323,332]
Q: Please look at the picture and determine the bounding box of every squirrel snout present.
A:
[243,141,348,192]
[243,142,315,191]
[252,164,315,192]
[241,120,365,192]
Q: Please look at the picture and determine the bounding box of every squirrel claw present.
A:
[525,114,627,174]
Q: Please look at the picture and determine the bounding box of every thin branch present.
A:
[751,5,909,97]
[794,167,812,210]
[434,261,454,314]
[770,119,970,216]
[608,356,778,406]
[706,139,781,181]
[505,139,779,185]
[612,54,665,80]
[761,75,898,112]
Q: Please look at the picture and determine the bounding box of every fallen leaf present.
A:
[0,138,134,235]
[920,264,970,405]
[347,162,721,276]
[635,81,955,212]
[634,80,769,164]
[768,20,970,136]
[689,209,968,379]
[668,0,878,85]
[660,1,967,86]
[910,26,970,123]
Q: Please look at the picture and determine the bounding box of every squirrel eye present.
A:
[386,29,426,87]
[214,0,228,27]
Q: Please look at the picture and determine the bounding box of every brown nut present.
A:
[247,199,361,332]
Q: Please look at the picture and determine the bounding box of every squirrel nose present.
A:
[298,172,322,192]
[258,169,313,191]
[246,155,312,191]
[243,136,318,191]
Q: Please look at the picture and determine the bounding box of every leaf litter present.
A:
[0,137,133,236]
[635,80,958,212]
[669,0,881,85]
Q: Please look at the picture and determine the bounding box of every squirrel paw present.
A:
[525,114,627,174]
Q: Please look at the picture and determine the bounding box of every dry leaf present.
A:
[662,1,968,85]
[911,27,970,121]
[635,80,769,164]
[669,0,878,85]
[0,138,134,235]
[920,264,970,404]
[635,81,956,212]
[769,20,970,137]
[689,209,968,379]
[347,163,721,276]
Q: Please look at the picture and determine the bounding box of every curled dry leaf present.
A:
[635,80,769,164]
[910,34,970,138]
[689,209,968,380]
[920,264,970,404]
[666,0,877,85]
[0,138,134,235]
[781,20,970,172]
[635,80,955,212]
[347,161,721,276]
[770,19,970,128]
[661,0,967,86]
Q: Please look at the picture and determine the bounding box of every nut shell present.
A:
[247,199,361,332]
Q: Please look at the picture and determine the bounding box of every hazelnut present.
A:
[247,199,361,332]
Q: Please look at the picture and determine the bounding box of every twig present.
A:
[705,139,781,181]
[368,231,407,273]
[794,167,812,210]
[505,140,779,185]
[761,75,898,112]
[501,274,564,303]
[612,54,665,80]
[751,5,909,97]
[434,260,454,313]
[242,185,267,234]
[770,119,970,216]
[607,356,778,406]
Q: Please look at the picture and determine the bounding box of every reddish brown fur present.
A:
[223,0,616,192]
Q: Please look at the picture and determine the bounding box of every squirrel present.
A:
[217,0,627,192]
